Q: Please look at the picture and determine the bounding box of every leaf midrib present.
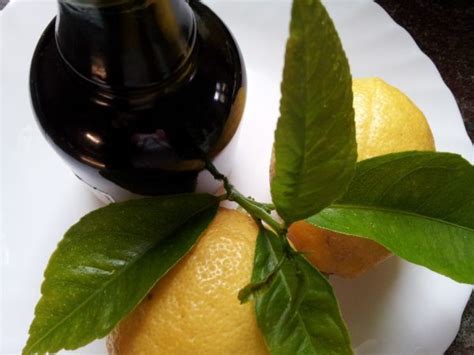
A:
[290,3,324,205]
[264,233,318,351]
[328,203,474,233]
[293,1,312,203]
[26,203,214,352]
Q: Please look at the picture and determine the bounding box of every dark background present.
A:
[1,0,473,353]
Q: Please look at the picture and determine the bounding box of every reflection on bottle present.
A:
[30,0,246,201]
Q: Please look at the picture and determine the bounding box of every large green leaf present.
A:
[252,226,352,354]
[308,151,474,283]
[271,0,357,224]
[24,194,219,354]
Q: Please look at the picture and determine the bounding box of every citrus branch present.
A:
[205,161,286,236]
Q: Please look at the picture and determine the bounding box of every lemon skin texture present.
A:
[108,208,268,355]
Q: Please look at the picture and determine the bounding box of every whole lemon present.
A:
[107,208,268,355]
[288,78,435,278]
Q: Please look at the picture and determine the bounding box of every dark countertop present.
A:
[1,0,472,353]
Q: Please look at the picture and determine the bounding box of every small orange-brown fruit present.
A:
[288,221,391,278]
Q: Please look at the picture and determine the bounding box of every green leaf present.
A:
[271,0,357,224]
[308,151,474,283]
[24,194,218,354]
[252,226,352,354]
[238,256,284,304]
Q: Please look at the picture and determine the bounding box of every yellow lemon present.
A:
[107,208,268,355]
[353,77,435,160]
[288,77,435,278]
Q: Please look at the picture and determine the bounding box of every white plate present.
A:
[1,0,472,354]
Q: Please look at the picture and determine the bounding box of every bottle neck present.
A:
[55,0,196,88]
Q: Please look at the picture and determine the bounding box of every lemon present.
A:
[107,208,268,355]
[353,77,435,160]
[288,77,435,278]
[289,221,392,278]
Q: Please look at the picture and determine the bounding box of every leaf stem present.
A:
[247,199,275,213]
[230,191,285,235]
[238,254,285,304]
[205,160,286,236]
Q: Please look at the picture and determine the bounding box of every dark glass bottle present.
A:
[30,0,246,202]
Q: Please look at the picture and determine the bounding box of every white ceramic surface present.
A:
[1,0,472,354]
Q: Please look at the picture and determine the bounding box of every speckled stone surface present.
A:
[1,0,472,353]
[447,294,474,354]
